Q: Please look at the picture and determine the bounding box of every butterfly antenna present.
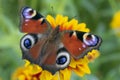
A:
[51,6,54,16]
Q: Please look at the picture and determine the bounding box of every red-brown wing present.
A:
[20,7,51,33]
[62,31,102,59]
[37,42,70,74]
[29,39,57,65]
[20,33,59,72]
[29,39,44,60]
[20,34,45,63]
[29,39,62,74]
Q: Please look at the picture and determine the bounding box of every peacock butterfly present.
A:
[20,7,102,74]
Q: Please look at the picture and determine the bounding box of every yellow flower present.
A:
[111,11,120,36]
[47,14,89,32]
[12,14,100,80]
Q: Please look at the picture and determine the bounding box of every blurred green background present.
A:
[0,0,120,80]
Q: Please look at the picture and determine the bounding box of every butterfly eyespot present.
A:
[22,7,36,19]
[86,34,92,40]
[24,38,32,49]
[83,33,98,46]
[21,34,37,50]
[56,50,70,69]
[56,56,67,65]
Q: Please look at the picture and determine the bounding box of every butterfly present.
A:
[20,7,102,74]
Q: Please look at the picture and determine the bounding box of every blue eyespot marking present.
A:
[24,38,31,49]
[84,34,98,46]
[56,56,67,65]
[87,36,98,46]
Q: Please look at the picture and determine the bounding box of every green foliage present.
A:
[0,0,120,80]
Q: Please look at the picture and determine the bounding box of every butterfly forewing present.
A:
[62,31,102,59]
[20,7,51,33]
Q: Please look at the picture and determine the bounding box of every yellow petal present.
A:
[51,73,59,80]
[77,64,91,74]
[77,23,90,32]
[46,15,56,28]
[69,19,78,27]
[69,58,77,68]
[62,22,70,30]
[56,14,63,25]
[72,66,85,77]
[29,64,42,75]
[39,70,53,80]
[24,60,31,67]
[61,16,68,24]
[32,77,38,80]
[11,67,31,80]
[17,74,26,80]
[73,63,91,77]
[72,23,85,31]
[60,68,71,80]
[67,19,78,30]
[76,57,89,65]
[111,11,120,28]
[87,50,100,62]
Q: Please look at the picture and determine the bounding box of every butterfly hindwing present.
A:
[20,29,71,74]
[20,33,43,63]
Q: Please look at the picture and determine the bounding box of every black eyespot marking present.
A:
[83,33,99,46]
[86,34,92,40]
[29,10,34,15]
[21,34,38,50]
[41,19,45,24]
[22,7,36,19]
[56,47,70,69]
[24,38,32,49]
[56,56,67,65]
[32,12,43,20]
[31,34,38,44]
[57,47,68,54]
[69,31,73,37]
[76,31,85,41]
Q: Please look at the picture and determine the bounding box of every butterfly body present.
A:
[20,7,102,74]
